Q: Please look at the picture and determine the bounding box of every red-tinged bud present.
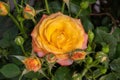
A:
[71,51,86,61]
[0,1,9,16]
[46,54,57,63]
[23,57,41,72]
[23,4,36,19]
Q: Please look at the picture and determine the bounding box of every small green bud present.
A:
[80,1,89,9]
[88,30,94,44]
[99,66,107,74]
[86,56,93,64]
[32,78,38,80]
[102,44,109,54]
[15,36,24,46]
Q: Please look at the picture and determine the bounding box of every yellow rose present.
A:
[0,1,9,16]
[31,12,88,55]
[31,12,88,66]
[23,57,41,72]
[23,4,36,19]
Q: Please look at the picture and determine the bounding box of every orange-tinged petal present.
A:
[71,51,86,61]
[23,57,41,72]
[55,54,73,66]
[57,58,73,66]
[0,2,9,16]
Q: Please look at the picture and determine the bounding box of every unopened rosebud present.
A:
[0,1,9,16]
[15,36,24,46]
[86,56,93,64]
[23,4,36,19]
[23,57,41,72]
[80,1,89,9]
[88,30,94,44]
[46,54,57,63]
[96,52,107,62]
[71,51,86,61]
[99,66,107,74]
[102,44,109,54]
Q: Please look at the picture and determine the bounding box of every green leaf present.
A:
[53,67,72,80]
[88,0,96,3]
[24,71,43,79]
[95,28,117,59]
[115,43,120,58]
[112,27,120,42]
[80,7,91,16]
[0,63,20,78]
[71,0,81,6]
[12,55,26,61]
[110,58,120,73]
[99,73,118,80]
[70,2,79,15]
[81,17,94,32]
[0,27,18,48]
[49,1,61,13]
[0,73,5,80]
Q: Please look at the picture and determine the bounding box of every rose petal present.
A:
[31,14,48,37]
[37,51,46,57]
[57,58,73,66]
[32,40,46,57]
[82,33,88,49]
[31,15,48,54]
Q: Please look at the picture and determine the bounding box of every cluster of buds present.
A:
[0,1,36,20]
[22,51,86,72]
[0,1,9,16]
[45,50,86,66]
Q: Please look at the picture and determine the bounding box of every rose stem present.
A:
[61,2,65,13]
[45,0,50,14]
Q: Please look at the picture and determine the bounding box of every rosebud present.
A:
[71,51,86,61]
[80,1,89,9]
[0,1,9,16]
[96,52,107,62]
[15,36,24,46]
[86,56,93,64]
[23,57,41,72]
[99,66,107,74]
[46,54,57,63]
[102,44,109,54]
[23,4,36,19]
[88,30,94,44]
